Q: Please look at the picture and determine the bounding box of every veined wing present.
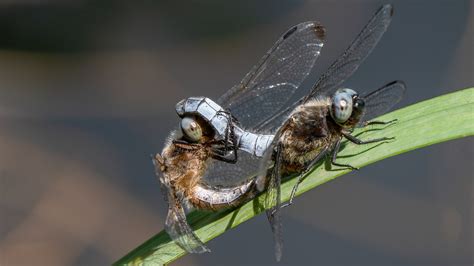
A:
[264,142,283,261]
[205,150,261,186]
[256,4,394,133]
[217,21,325,130]
[259,3,396,200]
[153,157,210,253]
[254,4,396,260]
[163,186,210,253]
[302,4,394,103]
[205,22,325,186]
[202,17,331,245]
[359,80,406,124]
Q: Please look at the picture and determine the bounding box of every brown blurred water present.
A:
[0,1,472,265]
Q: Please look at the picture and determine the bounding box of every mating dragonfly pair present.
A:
[153,4,405,261]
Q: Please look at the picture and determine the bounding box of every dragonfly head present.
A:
[330,88,365,127]
[176,98,216,143]
[180,116,215,143]
[350,95,365,126]
[181,116,203,143]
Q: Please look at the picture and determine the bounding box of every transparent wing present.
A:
[205,22,325,184]
[205,151,261,186]
[262,142,283,261]
[359,80,406,124]
[255,103,296,133]
[301,4,394,103]
[162,183,210,253]
[153,157,210,254]
[217,21,325,130]
[256,4,394,133]
[248,5,395,258]
[267,198,283,262]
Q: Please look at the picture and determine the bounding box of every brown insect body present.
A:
[158,131,257,212]
[154,111,263,253]
[155,18,330,255]
[160,135,209,201]
[279,98,344,173]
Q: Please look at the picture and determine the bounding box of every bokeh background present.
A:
[0,0,472,265]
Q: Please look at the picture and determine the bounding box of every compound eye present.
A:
[330,90,354,124]
[181,117,202,142]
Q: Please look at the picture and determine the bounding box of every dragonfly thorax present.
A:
[279,98,340,170]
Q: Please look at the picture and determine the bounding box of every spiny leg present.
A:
[217,110,232,148]
[280,146,329,209]
[172,139,195,145]
[333,131,395,170]
[331,138,359,170]
[210,144,238,163]
[342,132,394,145]
[209,139,235,154]
[209,140,238,163]
[363,119,397,126]
[208,139,238,163]
[172,139,201,150]
[216,110,237,147]
[215,110,239,163]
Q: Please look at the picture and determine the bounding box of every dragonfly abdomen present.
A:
[234,127,274,157]
[189,179,257,211]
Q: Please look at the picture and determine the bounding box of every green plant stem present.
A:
[114,88,474,266]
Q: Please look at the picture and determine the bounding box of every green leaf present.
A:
[114,88,474,266]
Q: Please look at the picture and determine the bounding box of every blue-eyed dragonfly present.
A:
[153,21,325,254]
[181,4,405,261]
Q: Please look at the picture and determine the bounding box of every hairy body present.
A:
[280,98,341,173]
[157,133,257,212]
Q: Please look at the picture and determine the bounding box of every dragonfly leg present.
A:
[363,119,397,126]
[279,147,329,209]
[214,109,239,163]
[172,139,201,150]
[209,139,236,152]
[172,139,194,145]
[343,132,394,145]
[209,141,238,163]
[331,138,359,170]
[279,174,303,209]
[208,139,228,147]
[216,110,237,145]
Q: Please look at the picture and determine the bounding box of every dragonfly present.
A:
[190,4,405,261]
[152,106,263,253]
[154,21,326,254]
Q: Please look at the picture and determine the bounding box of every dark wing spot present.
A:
[313,22,326,40]
[388,4,394,16]
[283,26,297,39]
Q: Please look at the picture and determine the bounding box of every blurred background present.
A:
[0,0,472,265]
